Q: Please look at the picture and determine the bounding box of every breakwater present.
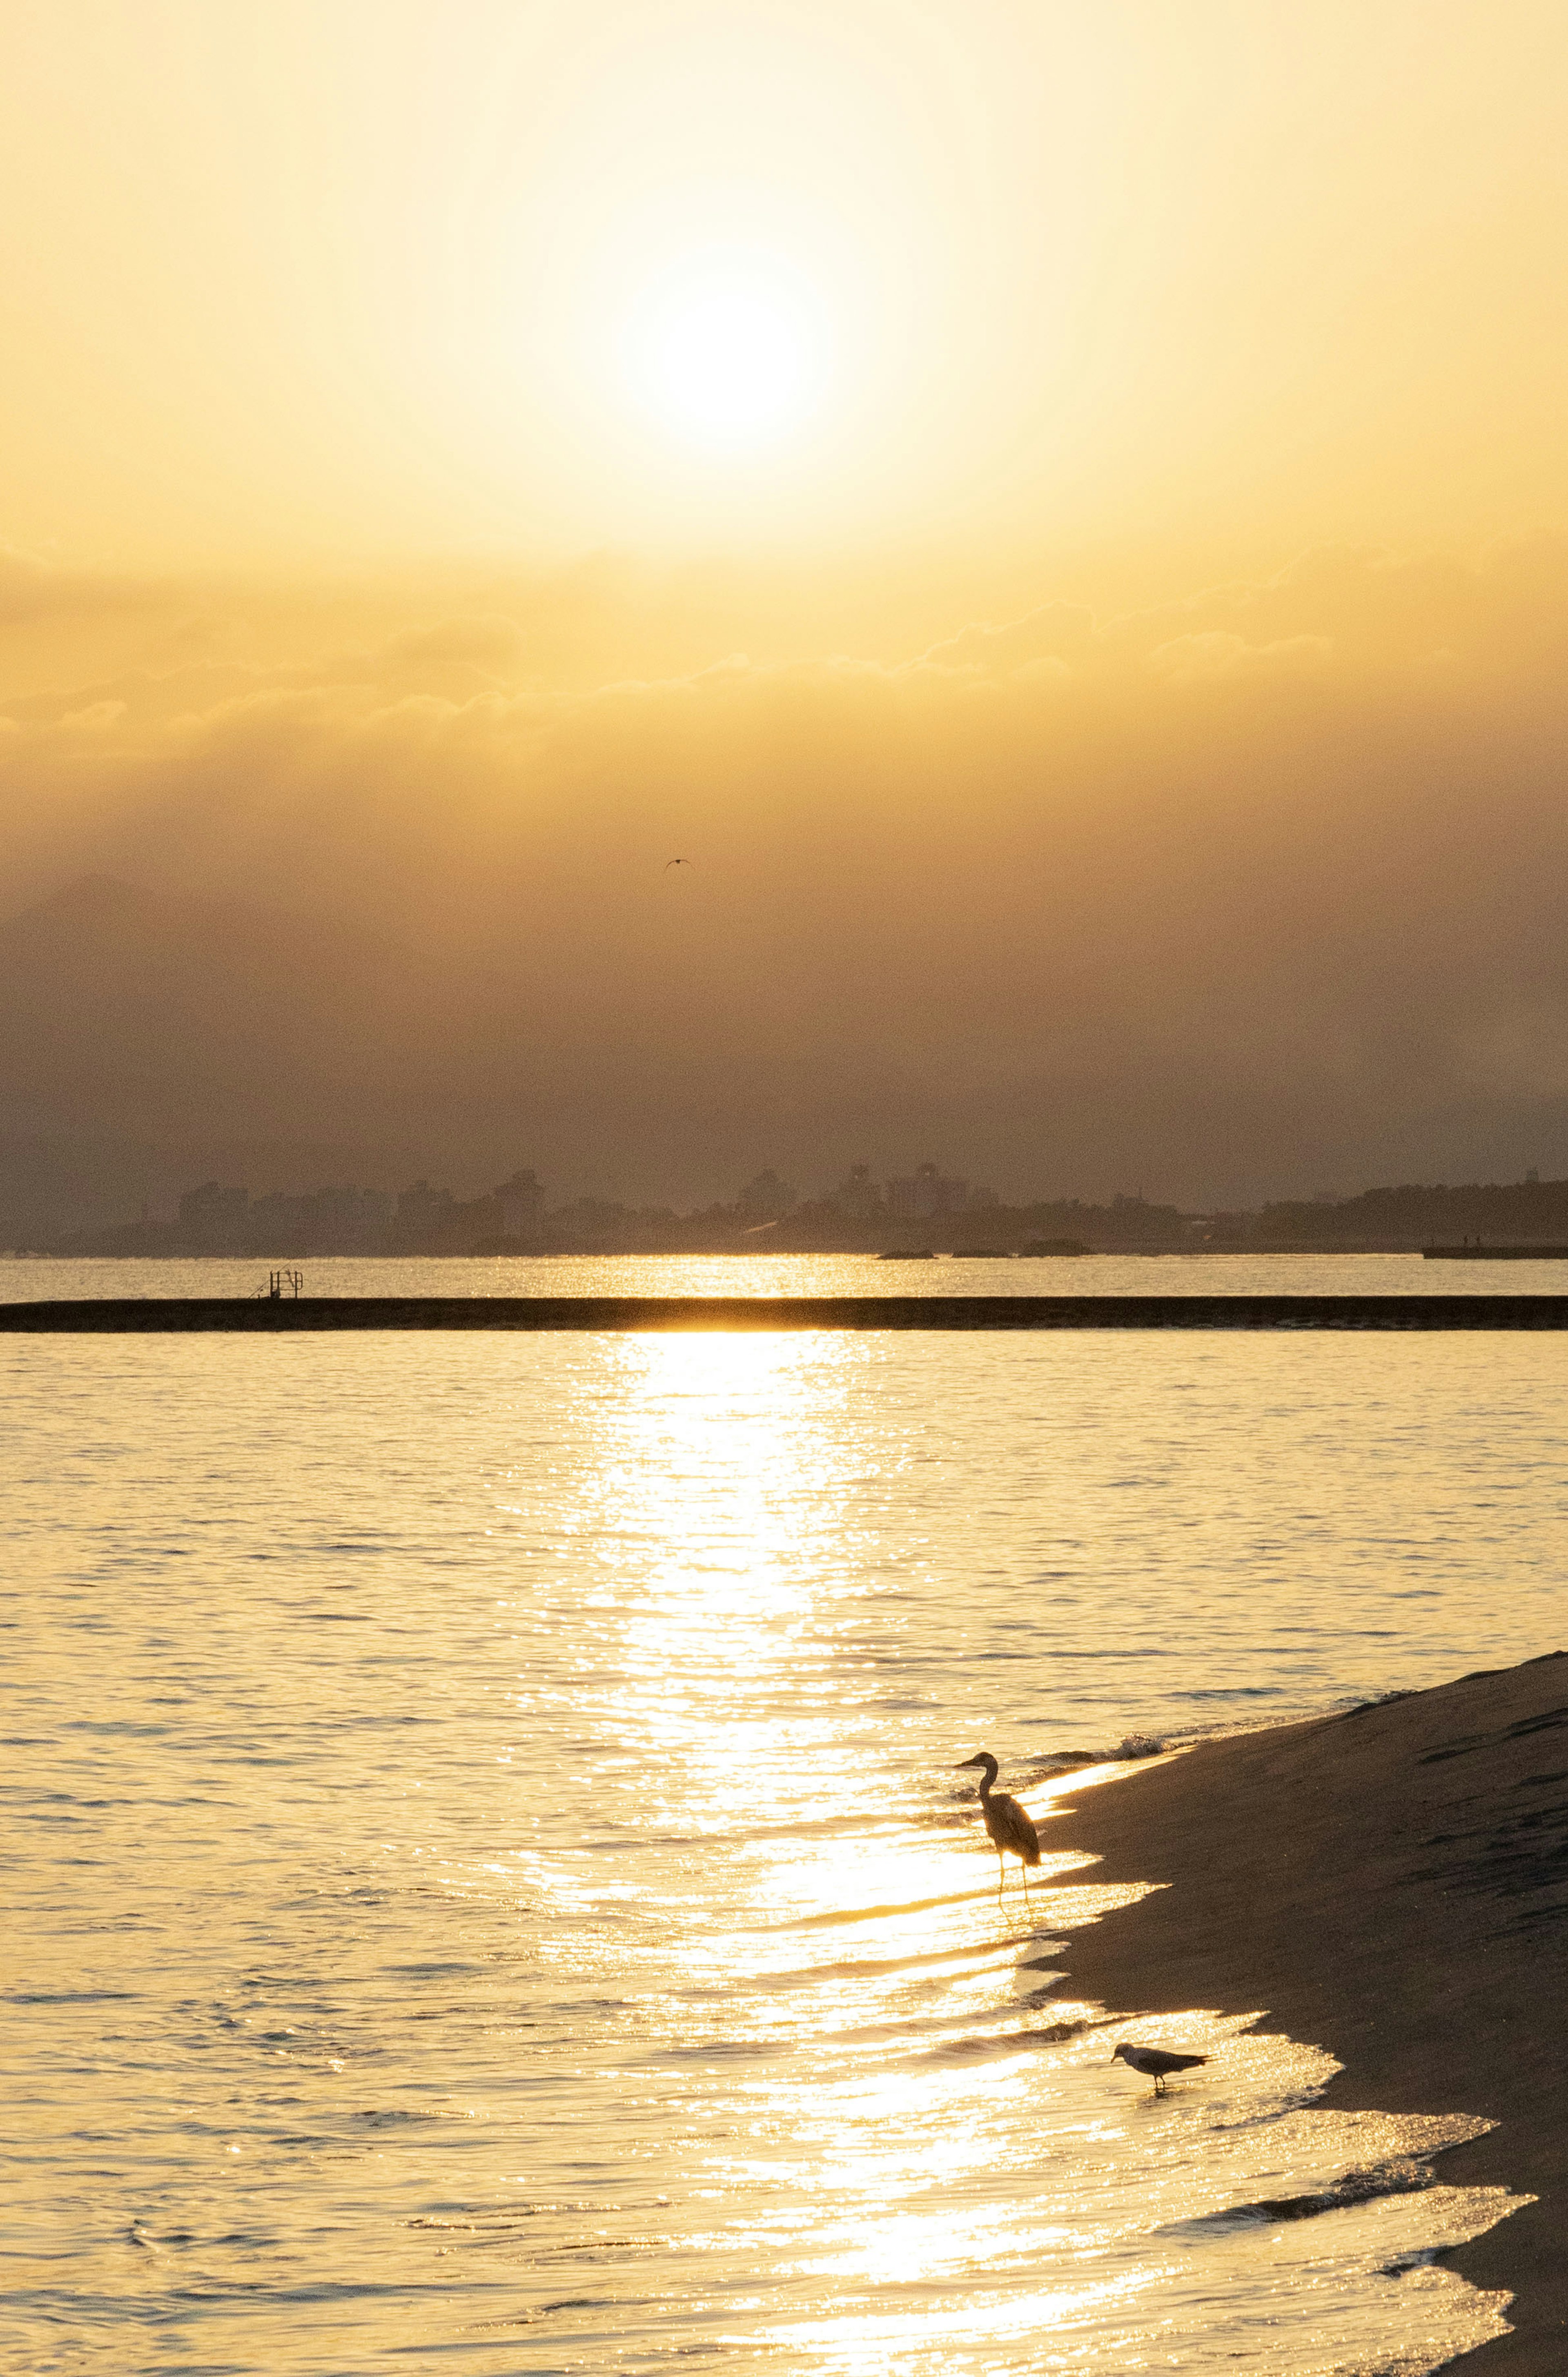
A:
[1424,1244,1568,1259]
[9,1293,1568,1330]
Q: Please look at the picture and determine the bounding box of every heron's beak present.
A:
[953,1758,981,1771]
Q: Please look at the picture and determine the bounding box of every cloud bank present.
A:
[3,540,1567,1205]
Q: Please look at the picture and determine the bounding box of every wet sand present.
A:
[1053,1653,1568,2372]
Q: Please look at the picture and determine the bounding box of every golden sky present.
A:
[2,2,1567,1203]
[4,0,1564,573]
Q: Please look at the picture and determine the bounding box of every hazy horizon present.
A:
[4,4,1567,1208]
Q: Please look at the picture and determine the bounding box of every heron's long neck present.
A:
[977,1761,998,1799]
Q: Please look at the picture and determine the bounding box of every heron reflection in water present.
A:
[955,1751,1041,1899]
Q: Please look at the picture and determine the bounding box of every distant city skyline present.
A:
[24,1151,1568,1262]
[9,866,1568,1244]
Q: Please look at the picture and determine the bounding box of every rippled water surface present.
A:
[9,1247,1568,1299]
[4,1265,1559,2372]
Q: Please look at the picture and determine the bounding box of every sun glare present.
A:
[625,254,827,452]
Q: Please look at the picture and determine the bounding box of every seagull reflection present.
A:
[954,1751,1041,1900]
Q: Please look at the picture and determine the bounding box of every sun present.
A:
[624,251,828,452]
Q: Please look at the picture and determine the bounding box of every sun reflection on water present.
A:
[2,1321,1540,2372]
[577,1332,880,1839]
[479,1330,1524,2373]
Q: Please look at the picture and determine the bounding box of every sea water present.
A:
[3,1256,1559,2373]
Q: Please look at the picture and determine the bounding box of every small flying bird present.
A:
[1111,2042,1209,2095]
[664,857,692,870]
[954,1751,1041,1898]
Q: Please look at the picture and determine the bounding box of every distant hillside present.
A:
[1258,1178,1568,1245]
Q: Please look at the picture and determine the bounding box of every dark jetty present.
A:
[9,1293,1568,1331]
[1425,1246,1568,1260]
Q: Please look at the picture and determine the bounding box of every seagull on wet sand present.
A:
[1111,2042,1209,2095]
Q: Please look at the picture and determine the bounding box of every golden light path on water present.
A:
[2,1284,1555,2372]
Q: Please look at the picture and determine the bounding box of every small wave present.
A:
[724,1936,1057,1992]
[643,2035,787,2065]
[1165,2157,1438,2235]
[407,2198,664,2228]
[915,2018,1091,2066]
[382,1960,484,1979]
[757,1884,1021,1931]
[981,1736,1170,1789]
[3,1988,137,2004]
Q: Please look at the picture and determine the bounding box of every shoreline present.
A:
[1049,1653,1568,2373]
[11,1292,1568,1331]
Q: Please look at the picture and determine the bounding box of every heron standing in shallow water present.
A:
[955,1752,1041,1899]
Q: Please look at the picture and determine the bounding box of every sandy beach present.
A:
[1053,1653,1568,2373]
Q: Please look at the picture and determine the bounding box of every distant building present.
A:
[396,1178,456,1235]
[178,1180,249,1252]
[737,1168,796,1221]
[493,1168,545,1240]
[831,1163,884,1219]
[247,1185,390,1251]
[886,1161,968,1220]
[550,1196,630,1246]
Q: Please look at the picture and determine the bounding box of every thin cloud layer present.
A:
[3,541,1567,1204]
